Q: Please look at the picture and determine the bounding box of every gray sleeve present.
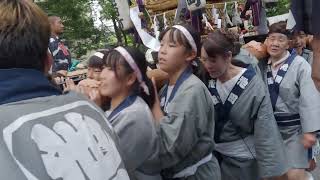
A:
[298,60,320,133]
[233,49,262,77]
[113,111,159,172]
[254,82,289,178]
[157,86,214,169]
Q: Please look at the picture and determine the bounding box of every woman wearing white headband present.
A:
[152,24,221,180]
[99,46,162,180]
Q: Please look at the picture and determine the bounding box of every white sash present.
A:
[215,136,256,159]
[173,153,212,178]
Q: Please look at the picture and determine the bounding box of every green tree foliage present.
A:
[37,0,118,58]
[265,0,290,17]
[38,0,95,39]
[36,0,137,58]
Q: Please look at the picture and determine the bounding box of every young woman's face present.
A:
[201,47,229,79]
[99,66,126,98]
[87,67,102,81]
[158,30,191,74]
[266,33,289,59]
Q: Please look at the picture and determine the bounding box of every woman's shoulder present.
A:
[184,74,208,90]
[294,55,309,65]
[111,99,155,134]
[178,74,212,101]
[121,97,154,121]
[291,55,311,72]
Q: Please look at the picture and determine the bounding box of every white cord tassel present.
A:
[153,15,160,40]
[163,12,168,29]
[212,4,218,24]
[224,2,233,27]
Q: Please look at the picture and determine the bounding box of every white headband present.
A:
[115,47,150,95]
[173,25,197,52]
[93,52,104,59]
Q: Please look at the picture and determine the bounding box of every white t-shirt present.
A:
[216,68,246,103]
[268,51,290,78]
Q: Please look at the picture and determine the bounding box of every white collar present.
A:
[268,51,290,68]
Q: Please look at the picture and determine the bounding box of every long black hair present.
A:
[102,47,156,108]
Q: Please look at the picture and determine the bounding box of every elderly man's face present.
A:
[266,33,289,59]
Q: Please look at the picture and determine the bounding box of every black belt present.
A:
[275,114,301,127]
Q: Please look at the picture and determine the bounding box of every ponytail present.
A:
[139,75,155,108]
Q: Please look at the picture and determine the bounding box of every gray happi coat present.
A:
[158,67,221,180]
[259,55,320,168]
[208,67,288,180]
[106,96,162,180]
[0,92,129,180]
